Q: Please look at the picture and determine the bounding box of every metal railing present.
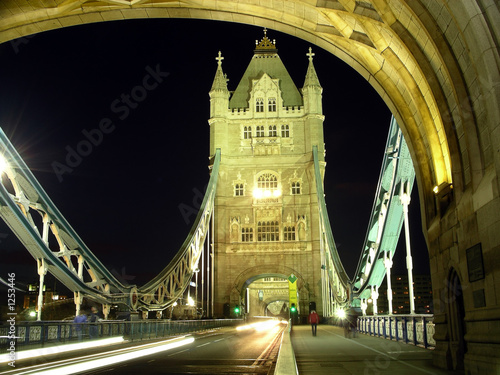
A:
[357,314,435,348]
[0,319,241,350]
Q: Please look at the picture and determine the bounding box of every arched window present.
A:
[258,173,278,190]
[281,124,289,137]
[256,98,264,112]
[269,125,277,137]
[243,126,252,139]
[256,126,265,137]
[291,181,301,195]
[257,221,279,241]
[268,98,276,112]
[284,226,296,241]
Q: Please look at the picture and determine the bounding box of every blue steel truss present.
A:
[0,126,220,311]
[350,117,415,301]
[313,116,415,313]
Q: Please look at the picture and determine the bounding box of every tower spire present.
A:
[304,47,321,88]
[211,50,229,92]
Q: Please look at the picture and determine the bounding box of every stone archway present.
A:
[1,2,499,372]
[230,266,309,318]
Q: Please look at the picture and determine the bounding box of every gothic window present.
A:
[256,126,265,137]
[256,98,264,112]
[284,226,296,241]
[257,221,279,241]
[269,125,277,137]
[234,183,244,196]
[243,126,252,139]
[291,181,301,195]
[241,227,253,242]
[258,173,278,191]
[268,98,276,112]
[281,124,290,137]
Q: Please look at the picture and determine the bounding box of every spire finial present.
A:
[255,28,277,52]
[307,47,315,62]
[216,51,224,66]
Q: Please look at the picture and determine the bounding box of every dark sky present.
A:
[0,19,429,292]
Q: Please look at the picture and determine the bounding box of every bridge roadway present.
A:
[2,323,463,375]
[3,324,284,375]
[291,325,463,375]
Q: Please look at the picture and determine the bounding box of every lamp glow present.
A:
[335,309,346,319]
[253,188,263,198]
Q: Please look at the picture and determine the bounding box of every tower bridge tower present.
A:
[209,30,327,319]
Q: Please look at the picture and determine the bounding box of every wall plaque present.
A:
[466,243,485,282]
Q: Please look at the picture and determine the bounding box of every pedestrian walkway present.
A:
[290,325,463,375]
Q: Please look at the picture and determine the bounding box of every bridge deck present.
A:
[291,325,462,375]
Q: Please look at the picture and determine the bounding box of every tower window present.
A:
[235,183,244,196]
[291,181,301,195]
[258,173,278,190]
[256,126,265,137]
[257,221,279,241]
[256,98,264,112]
[243,126,252,139]
[268,98,276,112]
[269,125,277,137]
[281,125,289,137]
[284,226,296,241]
[242,227,253,242]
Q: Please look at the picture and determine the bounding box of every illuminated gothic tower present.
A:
[209,30,326,318]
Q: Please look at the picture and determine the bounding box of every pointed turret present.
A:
[209,51,230,155]
[301,47,325,157]
[209,51,230,117]
[302,47,323,115]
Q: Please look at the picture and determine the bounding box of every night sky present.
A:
[0,19,429,293]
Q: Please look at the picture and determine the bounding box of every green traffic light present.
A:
[290,304,296,313]
[234,306,240,314]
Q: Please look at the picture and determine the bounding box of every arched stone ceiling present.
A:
[1,0,490,225]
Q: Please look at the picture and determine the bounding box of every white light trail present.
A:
[9,336,194,375]
[236,319,280,332]
[0,337,125,363]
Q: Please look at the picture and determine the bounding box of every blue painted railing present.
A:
[0,319,241,350]
[357,314,435,348]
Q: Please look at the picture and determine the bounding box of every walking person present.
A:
[308,310,319,336]
[73,309,87,341]
[89,306,102,339]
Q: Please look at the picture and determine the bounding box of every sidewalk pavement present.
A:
[290,324,463,375]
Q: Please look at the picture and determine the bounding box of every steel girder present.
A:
[0,127,220,311]
[351,117,415,300]
[0,128,133,305]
